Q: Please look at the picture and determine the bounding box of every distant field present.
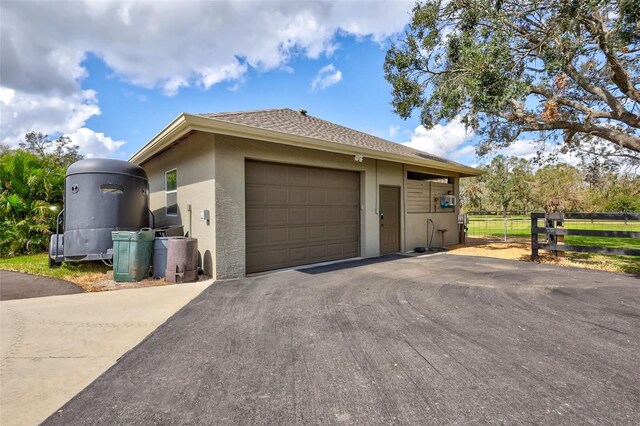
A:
[467,217,640,249]
[465,216,639,273]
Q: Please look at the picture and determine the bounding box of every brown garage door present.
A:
[245,160,360,273]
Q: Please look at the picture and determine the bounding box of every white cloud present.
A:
[498,139,539,159]
[311,64,343,91]
[494,139,581,166]
[0,0,413,157]
[388,125,400,138]
[0,87,15,105]
[0,1,412,97]
[0,87,124,157]
[67,128,126,159]
[402,118,474,157]
[452,145,476,158]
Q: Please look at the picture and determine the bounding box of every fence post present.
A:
[531,214,539,260]
[503,212,508,242]
[556,215,565,258]
[545,213,564,257]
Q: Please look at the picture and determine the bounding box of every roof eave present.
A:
[129,113,192,164]
[130,113,482,177]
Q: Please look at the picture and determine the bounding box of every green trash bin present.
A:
[112,228,155,282]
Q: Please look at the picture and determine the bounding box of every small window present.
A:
[100,183,124,194]
[165,169,177,216]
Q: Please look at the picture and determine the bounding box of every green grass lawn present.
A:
[0,253,110,283]
[563,252,640,275]
[467,218,532,239]
[466,217,640,274]
[468,218,640,248]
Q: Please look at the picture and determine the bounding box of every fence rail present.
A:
[531,212,640,259]
[465,211,537,242]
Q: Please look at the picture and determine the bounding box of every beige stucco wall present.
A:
[141,130,461,280]
[141,132,216,277]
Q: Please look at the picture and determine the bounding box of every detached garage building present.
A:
[130,108,480,279]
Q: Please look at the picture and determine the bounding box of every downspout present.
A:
[403,163,407,253]
[375,159,379,214]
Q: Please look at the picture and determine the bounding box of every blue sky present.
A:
[1,1,484,164]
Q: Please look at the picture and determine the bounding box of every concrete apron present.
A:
[0,281,212,426]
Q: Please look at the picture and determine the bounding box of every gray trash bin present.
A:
[153,237,184,278]
[165,238,198,283]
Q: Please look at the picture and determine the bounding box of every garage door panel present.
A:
[308,226,325,240]
[327,189,358,205]
[326,208,344,222]
[309,208,326,222]
[289,188,308,203]
[245,163,265,184]
[266,228,288,244]
[288,227,308,242]
[325,225,342,239]
[265,164,288,185]
[246,161,360,273]
[245,185,266,204]
[246,229,266,246]
[267,207,287,225]
[343,224,359,238]
[268,249,288,265]
[309,245,327,259]
[246,252,263,270]
[287,167,309,185]
[325,243,343,257]
[309,189,327,205]
[289,247,308,262]
[288,208,308,224]
[342,242,358,256]
[246,207,266,226]
[266,187,288,204]
[307,168,326,185]
[343,208,359,221]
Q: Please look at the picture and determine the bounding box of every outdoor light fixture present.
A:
[354,153,364,162]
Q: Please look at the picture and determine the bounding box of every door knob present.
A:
[380,213,384,220]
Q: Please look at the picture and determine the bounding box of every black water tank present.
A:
[63,159,150,259]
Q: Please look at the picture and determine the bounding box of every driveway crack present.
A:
[404,339,444,378]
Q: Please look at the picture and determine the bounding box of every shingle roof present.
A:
[198,108,464,167]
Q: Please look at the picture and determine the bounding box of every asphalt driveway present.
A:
[0,270,83,300]
[45,254,640,425]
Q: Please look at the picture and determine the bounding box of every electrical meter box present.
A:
[440,195,456,208]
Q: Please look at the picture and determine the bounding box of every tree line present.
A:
[460,155,640,215]
[0,133,82,256]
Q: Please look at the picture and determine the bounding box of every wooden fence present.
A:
[531,212,640,259]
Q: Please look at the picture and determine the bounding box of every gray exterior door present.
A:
[379,186,401,255]
[245,160,360,273]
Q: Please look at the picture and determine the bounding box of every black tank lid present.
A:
[66,159,148,180]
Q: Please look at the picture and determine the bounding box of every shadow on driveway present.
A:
[0,270,83,301]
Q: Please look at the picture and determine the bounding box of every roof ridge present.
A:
[293,111,463,165]
[199,107,293,117]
